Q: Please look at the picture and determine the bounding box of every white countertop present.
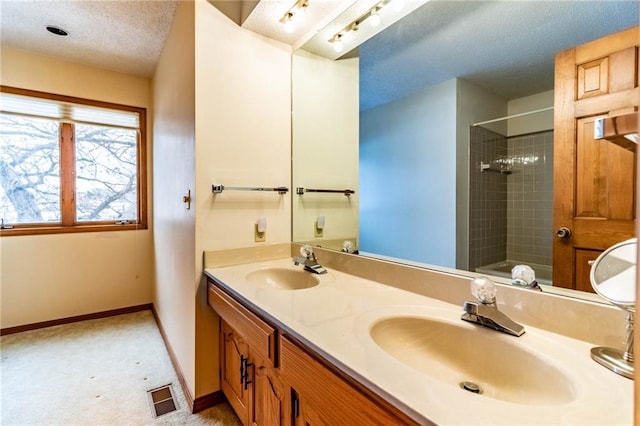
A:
[205,258,632,425]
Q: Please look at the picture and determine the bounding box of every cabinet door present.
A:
[280,336,413,426]
[221,320,250,425]
[250,353,285,426]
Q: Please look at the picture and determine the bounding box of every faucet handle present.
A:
[300,244,314,259]
[471,276,497,304]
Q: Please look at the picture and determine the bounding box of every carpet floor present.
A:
[0,310,241,425]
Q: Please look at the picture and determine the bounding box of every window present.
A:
[0,86,147,235]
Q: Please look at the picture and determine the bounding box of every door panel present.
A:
[553,26,638,291]
[251,358,284,426]
[221,320,250,425]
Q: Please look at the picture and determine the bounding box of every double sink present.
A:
[207,259,632,424]
[244,265,574,405]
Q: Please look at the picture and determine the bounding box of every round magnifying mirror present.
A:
[590,238,636,310]
[589,237,636,380]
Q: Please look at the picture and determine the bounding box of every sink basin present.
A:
[370,316,575,405]
[246,268,320,290]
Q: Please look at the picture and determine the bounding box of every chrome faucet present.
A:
[461,277,525,337]
[293,245,327,274]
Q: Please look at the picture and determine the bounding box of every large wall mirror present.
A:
[292,0,639,301]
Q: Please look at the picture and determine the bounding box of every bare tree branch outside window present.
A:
[75,124,138,222]
[0,115,138,224]
[0,115,61,223]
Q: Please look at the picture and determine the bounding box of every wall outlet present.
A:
[255,224,266,242]
[314,221,323,237]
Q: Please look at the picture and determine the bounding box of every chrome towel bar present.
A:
[296,187,355,196]
[212,185,289,194]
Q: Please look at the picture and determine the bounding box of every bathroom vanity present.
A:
[207,276,413,425]
[205,251,632,425]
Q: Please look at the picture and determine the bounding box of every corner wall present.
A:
[0,47,153,329]
[152,0,197,400]
[455,78,507,270]
[292,50,359,249]
[193,1,292,398]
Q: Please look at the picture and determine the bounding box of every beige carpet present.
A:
[0,310,241,426]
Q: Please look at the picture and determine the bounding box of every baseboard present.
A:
[149,306,196,412]
[193,390,226,413]
[0,303,153,336]
[150,306,226,414]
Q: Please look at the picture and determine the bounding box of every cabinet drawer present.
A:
[280,336,412,426]
[208,281,276,365]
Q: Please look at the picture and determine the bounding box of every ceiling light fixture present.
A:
[328,0,394,52]
[333,34,344,53]
[280,0,309,34]
[46,25,69,36]
[369,7,381,27]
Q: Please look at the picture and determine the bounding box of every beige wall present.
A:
[193,0,292,397]
[151,0,292,401]
[151,0,197,400]
[0,47,153,328]
[292,51,359,249]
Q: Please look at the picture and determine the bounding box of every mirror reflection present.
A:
[292,1,639,298]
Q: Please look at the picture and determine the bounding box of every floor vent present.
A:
[148,384,178,418]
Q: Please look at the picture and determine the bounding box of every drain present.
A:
[460,381,482,394]
[148,384,178,417]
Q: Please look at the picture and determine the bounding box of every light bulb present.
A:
[284,19,294,34]
[369,9,381,27]
[333,39,344,53]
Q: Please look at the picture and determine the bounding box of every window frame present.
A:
[0,85,148,236]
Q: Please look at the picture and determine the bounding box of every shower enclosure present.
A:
[469,125,554,285]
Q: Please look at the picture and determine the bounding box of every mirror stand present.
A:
[591,310,634,380]
[589,238,636,380]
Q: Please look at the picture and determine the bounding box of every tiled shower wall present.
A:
[506,131,554,266]
[469,126,508,271]
[469,127,553,271]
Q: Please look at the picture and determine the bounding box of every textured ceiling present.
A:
[0,0,178,77]
[359,0,640,111]
[1,0,637,103]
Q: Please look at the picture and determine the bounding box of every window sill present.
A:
[0,223,148,237]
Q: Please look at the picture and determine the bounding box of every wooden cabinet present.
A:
[220,320,251,424]
[250,351,285,426]
[208,279,417,426]
[209,283,284,426]
[280,336,409,426]
[220,319,285,426]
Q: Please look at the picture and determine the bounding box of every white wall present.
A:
[292,50,359,249]
[152,0,197,400]
[0,47,153,328]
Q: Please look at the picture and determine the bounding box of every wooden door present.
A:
[553,26,638,292]
[220,320,250,425]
